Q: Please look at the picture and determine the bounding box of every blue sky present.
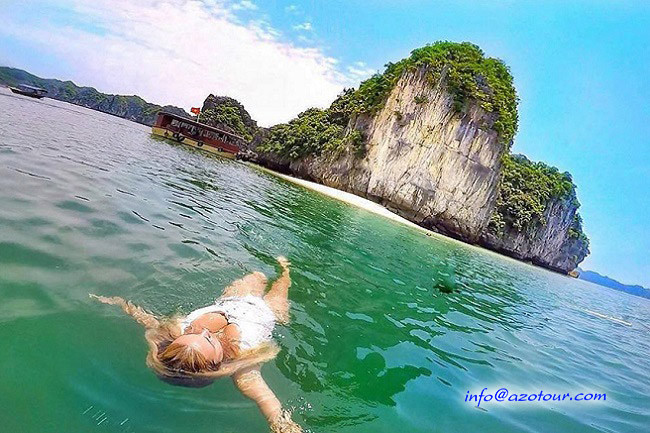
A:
[1,0,648,286]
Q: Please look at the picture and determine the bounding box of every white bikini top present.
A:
[180,295,276,350]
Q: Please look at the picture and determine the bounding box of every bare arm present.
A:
[264,257,292,325]
[221,271,268,298]
[89,294,160,329]
[232,366,303,432]
[273,257,291,290]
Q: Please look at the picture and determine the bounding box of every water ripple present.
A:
[0,90,648,433]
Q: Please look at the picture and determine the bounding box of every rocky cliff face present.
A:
[253,41,590,273]
[481,195,589,272]
[478,154,590,273]
[283,67,506,241]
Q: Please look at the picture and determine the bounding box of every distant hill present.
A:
[0,66,189,125]
[200,94,258,141]
[578,268,650,299]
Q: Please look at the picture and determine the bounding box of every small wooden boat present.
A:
[151,112,243,158]
[9,84,48,99]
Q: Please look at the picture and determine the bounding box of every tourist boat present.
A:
[151,112,243,158]
[9,84,48,99]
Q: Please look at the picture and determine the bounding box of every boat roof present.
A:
[19,84,47,92]
[157,111,246,141]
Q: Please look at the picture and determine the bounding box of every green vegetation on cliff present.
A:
[568,213,589,244]
[343,42,519,143]
[489,154,588,246]
[259,41,519,159]
[258,92,364,159]
[200,95,258,141]
[201,105,252,140]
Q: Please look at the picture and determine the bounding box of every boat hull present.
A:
[151,126,237,159]
[9,87,46,99]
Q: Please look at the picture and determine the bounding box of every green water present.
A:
[0,88,648,433]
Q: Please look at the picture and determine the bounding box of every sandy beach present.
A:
[250,163,588,274]
[251,163,428,232]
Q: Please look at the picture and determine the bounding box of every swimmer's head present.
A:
[159,329,223,373]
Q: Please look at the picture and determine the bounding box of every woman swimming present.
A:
[90,256,302,433]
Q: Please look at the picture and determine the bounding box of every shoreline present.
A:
[250,163,426,231]
[248,162,561,273]
[248,162,644,299]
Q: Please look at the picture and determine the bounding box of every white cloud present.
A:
[297,35,313,44]
[232,0,257,11]
[293,22,313,32]
[0,0,351,125]
[285,4,299,14]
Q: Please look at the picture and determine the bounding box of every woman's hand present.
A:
[89,294,126,306]
[232,366,304,432]
[270,410,304,433]
[276,256,290,270]
[89,294,159,329]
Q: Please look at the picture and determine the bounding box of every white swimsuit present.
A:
[180,295,276,350]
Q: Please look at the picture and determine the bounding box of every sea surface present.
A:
[1,88,648,433]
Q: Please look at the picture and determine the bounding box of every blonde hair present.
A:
[158,339,217,373]
[143,317,279,386]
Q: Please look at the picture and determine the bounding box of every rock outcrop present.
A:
[200,95,258,141]
[282,67,506,242]
[481,195,589,272]
[253,42,589,273]
[479,154,589,272]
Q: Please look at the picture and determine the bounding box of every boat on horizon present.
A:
[9,84,48,99]
[151,112,243,159]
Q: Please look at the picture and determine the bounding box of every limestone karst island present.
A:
[0,41,590,274]
[3,0,650,427]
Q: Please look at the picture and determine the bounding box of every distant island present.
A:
[0,66,189,125]
[0,42,593,275]
[578,268,650,299]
